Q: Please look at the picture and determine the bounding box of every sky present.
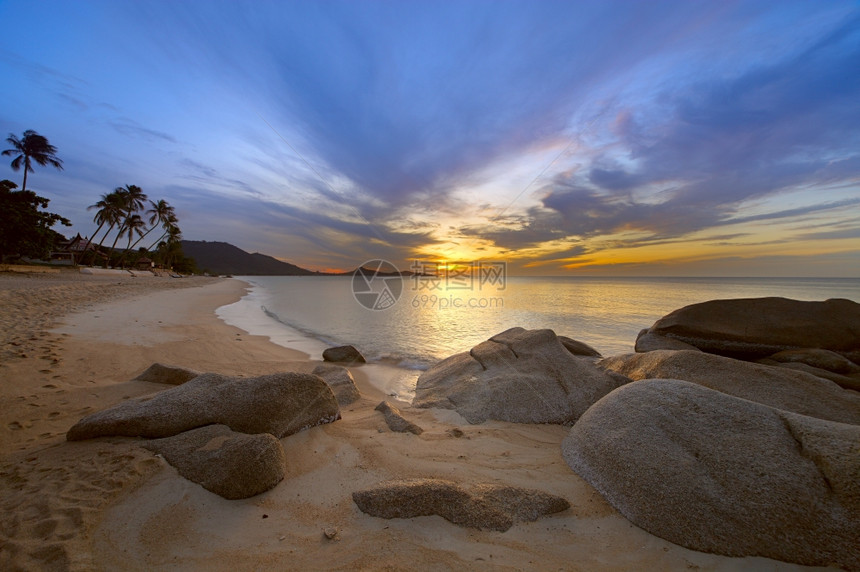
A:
[1,0,859,276]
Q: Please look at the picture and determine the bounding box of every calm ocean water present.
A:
[217,276,860,370]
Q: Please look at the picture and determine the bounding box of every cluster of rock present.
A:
[413,327,627,424]
[634,297,860,390]
[412,297,859,568]
[67,370,343,499]
[352,478,569,532]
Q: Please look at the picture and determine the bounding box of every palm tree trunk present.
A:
[128,225,155,252]
[94,224,116,266]
[82,221,106,265]
[146,230,169,252]
[108,222,127,266]
[118,235,134,268]
[21,164,28,192]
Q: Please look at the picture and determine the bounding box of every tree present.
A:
[108,185,148,262]
[2,130,63,192]
[154,224,183,269]
[85,191,121,265]
[128,199,175,252]
[116,213,147,268]
[0,179,70,262]
[88,189,125,266]
[146,212,179,252]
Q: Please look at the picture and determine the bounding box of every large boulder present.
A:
[142,424,286,500]
[132,362,201,385]
[312,364,361,405]
[600,350,860,425]
[67,372,340,441]
[640,297,860,363]
[352,479,569,532]
[562,379,860,569]
[414,328,628,424]
[322,345,366,363]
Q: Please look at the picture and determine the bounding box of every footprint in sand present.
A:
[42,384,57,389]
[8,421,22,430]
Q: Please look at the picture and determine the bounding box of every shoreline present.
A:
[0,271,829,570]
[217,279,421,400]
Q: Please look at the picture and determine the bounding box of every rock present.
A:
[375,401,423,435]
[761,360,860,392]
[67,372,340,441]
[323,527,338,540]
[322,345,366,363]
[142,424,285,500]
[634,329,701,353]
[558,336,602,358]
[414,328,628,424]
[312,364,361,405]
[642,297,860,363]
[562,379,860,569]
[767,348,860,375]
[352,478,569,532]
[600,350,860,425]
[132,363,200,385]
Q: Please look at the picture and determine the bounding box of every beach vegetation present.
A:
[128,199,176,253]
[86,190,126,265]
[2,130,63,192]
[82,187,191,271]
[108,185,148,257]
[0,179,71,262]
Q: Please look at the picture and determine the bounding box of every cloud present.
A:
[795,227,860,241]
[110,118,176,143]
[464,10,860,255]
[166,185,440,269]
[182,1,729,208]
[723,198,860,226]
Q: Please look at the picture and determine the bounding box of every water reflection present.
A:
[241,276,860,368]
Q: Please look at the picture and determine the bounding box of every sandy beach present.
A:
[0,270,831,571]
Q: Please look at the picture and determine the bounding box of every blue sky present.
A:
[1,0,859,275]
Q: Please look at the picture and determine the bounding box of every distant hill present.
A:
[181,240,321,276]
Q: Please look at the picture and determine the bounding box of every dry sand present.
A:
[0,269,830,571]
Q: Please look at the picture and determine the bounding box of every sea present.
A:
[217,275,860,376]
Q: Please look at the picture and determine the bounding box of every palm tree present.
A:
[158,225,183,269]
[108,185,148,259]
[116,214,147,268]
[121,184,147,213]
[89,190,126,266]
[128,199,175,252]
[85,191,120,264]
[146,212,179,252]
[2,130,63,192]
